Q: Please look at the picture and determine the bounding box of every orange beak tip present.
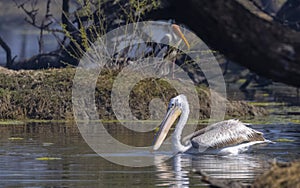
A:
[171,24,190,50]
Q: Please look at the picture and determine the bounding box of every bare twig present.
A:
[0,36,13,68]
[38,0,52,53]
[14,0,64,52]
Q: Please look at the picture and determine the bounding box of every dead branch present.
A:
[0,36,13,68]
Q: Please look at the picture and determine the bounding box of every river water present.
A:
[0,122,299,187]
[0,84,299,187]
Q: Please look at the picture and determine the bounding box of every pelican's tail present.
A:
[264,139,276,144]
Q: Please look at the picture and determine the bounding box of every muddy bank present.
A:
[193,160,300,188]
[0,67,267,120]
[253,160,300,188]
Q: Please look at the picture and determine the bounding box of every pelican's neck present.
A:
[172,101,191,153]
[171,33,182,47]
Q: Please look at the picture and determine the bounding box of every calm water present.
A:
[0,119,299,187]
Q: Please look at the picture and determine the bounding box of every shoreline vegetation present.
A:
[0,66,267,121]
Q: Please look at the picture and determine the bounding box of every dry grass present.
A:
[0,67,267,121]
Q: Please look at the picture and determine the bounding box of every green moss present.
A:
[35,157,62,161]
[248,102,286,106]
[0,120,24,125]
[275,138,294,142]
[291,119,300,124]
[237,79,247,83]
[8,137,24,140]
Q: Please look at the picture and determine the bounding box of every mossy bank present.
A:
[0,67,267,121]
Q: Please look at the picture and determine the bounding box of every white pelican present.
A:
[114,23,190,77]
[153,24,190,78]
[153,23,190,57]
[153,94,271,155]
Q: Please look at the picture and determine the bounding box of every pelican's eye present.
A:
[168,99,176,110]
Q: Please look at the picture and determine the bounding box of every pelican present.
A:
[114,22,190,77]
[154,23,190,57]
[153,23,190,78]
[153,94,271,155]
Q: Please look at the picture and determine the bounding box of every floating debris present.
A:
[42,142,54,147]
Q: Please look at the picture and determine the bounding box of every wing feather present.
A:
[191,119,265,149]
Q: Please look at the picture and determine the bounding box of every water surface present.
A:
[0,120,299,187]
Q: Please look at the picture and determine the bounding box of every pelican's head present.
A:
[153,94,189,150]
[170,24,190,49]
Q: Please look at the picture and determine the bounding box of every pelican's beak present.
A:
[171,24,190,49]
[153,105,182,150]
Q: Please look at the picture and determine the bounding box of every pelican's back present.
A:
[190,119,265,149]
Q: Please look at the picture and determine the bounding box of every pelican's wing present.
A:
[190,119,265,149]
[153,35,171,58]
